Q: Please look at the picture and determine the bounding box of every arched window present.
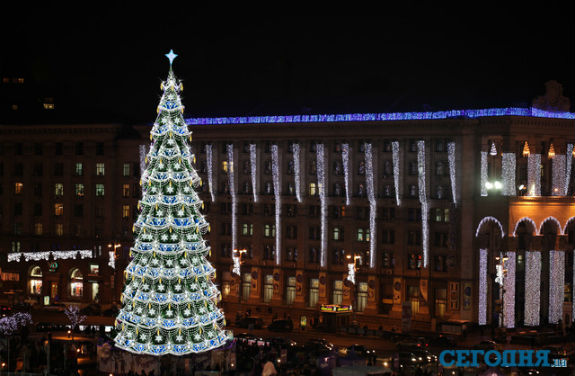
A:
[70,268,84,297]
[29,266,43,295]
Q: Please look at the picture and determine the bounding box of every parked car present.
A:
[235,317,264,329]
[344,344,376,358]
[429,334,456,347]
[267,319,293,332]
[396,336,429,350]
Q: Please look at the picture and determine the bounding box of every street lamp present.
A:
[346,253,361,321]
[107,242,122,269]
[232,249,247,303]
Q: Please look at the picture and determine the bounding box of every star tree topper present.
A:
[165,49,178,66]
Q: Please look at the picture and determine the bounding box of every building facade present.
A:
[0,108,573,331]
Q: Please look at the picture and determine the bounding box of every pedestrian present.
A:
[262,356,277,376]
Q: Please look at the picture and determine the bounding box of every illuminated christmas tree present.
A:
[114,50,231,356]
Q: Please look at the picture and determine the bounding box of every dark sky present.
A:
[1,5,574,124]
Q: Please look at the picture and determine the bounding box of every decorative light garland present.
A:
[538,216,562,236]
[293,143,302,203]
[501,153,516,196]
[527,154,541,196]
[489,141,497,156]
[346,263,355,285]
[524,251,540,326]
[364,143,377,268]
[447,142,457,204]
[392,141,401,206]
[271,145,281,265]
[417,140,429,267]
[563,217,575,236]
[108,251,116,269]
[479,248,488,325]
[551,155,566,196]
[317,144,327,267]
[206,144,215,202]
[249,144,258,203]
[565,144,573,196]
[342,143,351,206]
[475,216,505,238]
[232,252,241,276]
[548,250,564,324]
[184,107,575,126]
[512,217,537,237]
[503,251,515,328]
[480,151,488,197]
[227,144,237,253]
[8,250,94,262]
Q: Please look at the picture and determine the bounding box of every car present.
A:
[429,334,456,347]
[344,344,376,358]
[235,317,264,329]
[307,338,335,351]
[267,319,293,332]
[396,336,429,350]
[410,350,437,364]
[474,339,497,351]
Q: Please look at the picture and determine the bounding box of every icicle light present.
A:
[206,144,215,202]
[480,151,488,196]
[527,154,541,196]
[139,145,148,178]
[271,145,281,265]
[365,143,377,268]
[417,140,429,267]
[503,251,515,329]
[346,263,355,285]
[317,144,328,267]
[293,143,302,203]
[565,144,573,196]
[392,141,401,206]
[249,144,258,203]
[342,143,351,206]
[548,250,565,324]
[227,144,237,252]
[479,248,488,325]
[501,153,516,196]
[524,251,541,326]
[447,142,457,204]
[109,251,116,269]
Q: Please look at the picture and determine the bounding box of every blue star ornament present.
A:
[165,49,178,66]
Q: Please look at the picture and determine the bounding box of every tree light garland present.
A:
[501,153,516,196]
[480,151,488,197]
[527,154,541,196]
[524,251,541,326]
[447,142,457,204]
[227,144,237,252]
[503,252,515,328]
[206,144,215,202]
[565,144,573,196]
[342,143,351,206]
[417,140,429,267]
[8,250,94,262]
[271,144,282,265]
[249,144,258,203]
[364,143,377,268]
[392,141,401,206]
[551,155,566,196]
[317,144,328,267]
[479,248,488,325]
[293,143,302,203]
[548,250,564,324]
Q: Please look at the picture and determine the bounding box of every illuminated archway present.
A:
[563,216,575,236]
[475,216,505,238]
[538,216,562,236]
[512,217,537,237]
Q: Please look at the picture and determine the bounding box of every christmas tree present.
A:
[114,50,232,356]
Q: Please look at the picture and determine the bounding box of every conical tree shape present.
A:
[114,58,232,356]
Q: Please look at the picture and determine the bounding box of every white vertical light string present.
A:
[365,143,377,268]
[527,154,541,196]
[271,145,281,265]
[551,155,566,196]
[565,144,573,196]
[548,250,565,324]
[342,143,351,206]
[524,251,541,326]
[501,153,516,196]
[447,142,457,204]
[317,144,328,267]
[392,141,401,206]
[139,145,148,179]
[503,251,515,328]
[227,144,237,253]
[206,144,215,202]
[479,248,488,325]
[249,144,258,203]
[417,140,429,268]
[480,151,488,197]
[293,143,302,203]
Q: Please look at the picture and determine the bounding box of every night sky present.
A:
[1,5,574,124]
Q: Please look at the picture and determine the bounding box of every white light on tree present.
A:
[293,143,302,203]
[447,142,457,204]
[479,248,488,325]
[417,140,429,267]
[548,250,565,324]
[527,154,541,196]
[342,143,351,206]
[392,141,401,206]
[551,155,566,196]
[317,144,328,267]
[206,144,215,202]
[481,151,488,196]
[227,144,237,252]
[524,251,541,326]
[503,252,515,328]
[271,144,281,265]
[249,144,258,203]
[364,143,377,268]
[140,145,149,180]
[566,144,574,196]
[501,153,516,196]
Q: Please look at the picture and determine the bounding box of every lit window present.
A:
[123,163,131,177]
[222,161,233,172]
[122,184,130,198]
[122,205,130,219]
[43,98,55,110]
[75,163,83,176]
[264,275,274,303]
[309,182,317,196]
[75,184,85,197]
[70,268,84,297]
[89,264,99,275]
[333,227,343,241]
[56,224,64,236]
[357,228,364,242]
[14,182,23,194]
[286,276,296,305]
[11,104,18,111]
[242,223,253,236]
[34,223,43,235]
[54,203,63,216]
[264,224,276,238]
[95,184,105,196]
[96,163,105,176]
[54,183,64,196]
[29,266,43,295]
[332,280,343,305]
[17,78,24,84]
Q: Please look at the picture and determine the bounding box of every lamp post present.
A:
[232,249,247,303]
[346,253,361,322]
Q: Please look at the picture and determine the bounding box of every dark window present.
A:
[75,142,84,155]
[55,143,63,155]
[74,204,84,217]
[54,163,64,176]
[15,143,23,155]
[34,143,42,155]
[14,202,23,216]
[96,143,104,155]
[33,203,42,216]
[13,163,23,177]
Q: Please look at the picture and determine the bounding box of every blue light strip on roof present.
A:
[184,107,575,125]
